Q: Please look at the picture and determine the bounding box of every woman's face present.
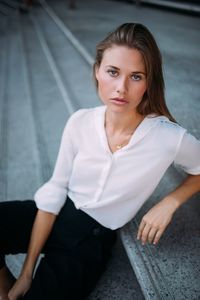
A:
[95,45,147,115]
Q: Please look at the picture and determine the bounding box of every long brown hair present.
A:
[93,23,176,122]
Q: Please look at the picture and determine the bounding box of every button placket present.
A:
[93,156,114,203]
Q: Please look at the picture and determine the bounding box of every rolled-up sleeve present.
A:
[34,112,79,214]
[174,131,200,175]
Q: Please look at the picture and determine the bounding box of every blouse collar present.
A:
[94,105,168,153]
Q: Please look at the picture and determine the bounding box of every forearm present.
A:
[20,209,57,278]
[163,174,200,212]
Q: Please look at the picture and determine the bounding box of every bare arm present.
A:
[137,174,200,245]
[8,210,57,300]
[164,174,200,209]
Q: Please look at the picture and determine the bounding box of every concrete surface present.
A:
[0,0,200,299]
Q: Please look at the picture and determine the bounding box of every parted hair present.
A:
[93,23,176,122]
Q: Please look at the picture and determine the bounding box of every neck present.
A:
[105,109,144,135]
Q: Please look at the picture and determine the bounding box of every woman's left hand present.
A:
[137,198,178,245]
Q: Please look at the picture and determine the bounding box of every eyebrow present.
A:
[105,65,146,75]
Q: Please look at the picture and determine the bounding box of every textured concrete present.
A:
[1,0,200,299]
[139,0,200,14]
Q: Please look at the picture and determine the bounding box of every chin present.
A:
[108,105,130,114]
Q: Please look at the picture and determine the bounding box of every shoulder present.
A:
[69,106,103,122]
[151,115,186,138]
[65,105,104,133]
[146,115,188,155]
[153,115,200,149]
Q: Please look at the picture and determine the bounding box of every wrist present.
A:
[20,270,33,280]
[20,264,34,279]
[162,196,181,213]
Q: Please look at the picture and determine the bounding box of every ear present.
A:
[94,64,99,81]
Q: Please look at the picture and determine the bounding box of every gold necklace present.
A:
[115,134,132,150]
[105,114,145,151]
[116,142,126,150]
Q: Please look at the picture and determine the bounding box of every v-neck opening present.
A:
[94,105,164,156]
[100,106,148,155]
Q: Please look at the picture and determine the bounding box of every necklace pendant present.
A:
[116,144,123,150]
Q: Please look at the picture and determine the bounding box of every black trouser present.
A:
[0,197,117,300]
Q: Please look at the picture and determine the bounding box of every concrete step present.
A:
[124,0,200,14]
[1,0,200,299]
[121,166,200,299]
[140,0,200,14]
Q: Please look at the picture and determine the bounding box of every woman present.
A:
[0,23,200,300]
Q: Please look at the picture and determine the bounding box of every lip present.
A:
[111,98,129,104]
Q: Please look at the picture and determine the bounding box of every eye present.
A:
[107,69,118,77]
[131,74,142,81]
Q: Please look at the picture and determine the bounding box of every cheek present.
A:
[141,83,147,95]
[97,74,113,95]
[132,81,147,97]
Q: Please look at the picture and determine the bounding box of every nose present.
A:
[116,76,128,94]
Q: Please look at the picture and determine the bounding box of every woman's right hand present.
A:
[8,274,32,300]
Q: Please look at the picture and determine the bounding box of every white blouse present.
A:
[34,106,200,229]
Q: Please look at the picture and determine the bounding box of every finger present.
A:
[153,229,163,245]
[140,223,151,245]
[137,219,146,240]
[147,227,158,244]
